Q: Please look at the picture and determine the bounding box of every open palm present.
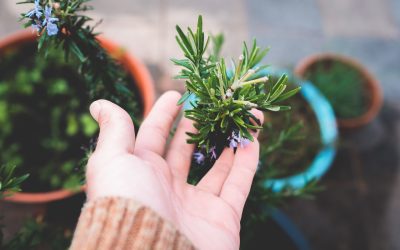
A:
[86,91,263,250]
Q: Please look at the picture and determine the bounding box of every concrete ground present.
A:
[1,0,400,249]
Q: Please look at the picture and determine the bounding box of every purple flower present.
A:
[229,130,251,149]
[43,6,59,36]
[26,0,43,19]
[46,21,59,36]
[239,138,250,148]
[229,138,238,149]
[31,23,42,32]
[30,19,42,33]
[42,6,56,25]
[193,152,205,165]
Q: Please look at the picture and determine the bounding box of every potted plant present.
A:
[240,71,337,249]
[257,69,338,191]
[0,0,155,204]
[294,53,383,129]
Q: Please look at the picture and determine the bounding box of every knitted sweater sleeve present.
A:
[70,197,195,250]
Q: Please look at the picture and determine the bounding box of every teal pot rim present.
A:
[261,68,338,192]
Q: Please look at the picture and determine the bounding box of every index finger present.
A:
[134,91,181,156]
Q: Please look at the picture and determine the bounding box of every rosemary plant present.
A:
[19,0,140,123]
[0,164,28,246]
[0,165,28,199]
[173,16,300,168]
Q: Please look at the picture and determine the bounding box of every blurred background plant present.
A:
[0,43,95,191]
[0,165,28,199]
[19,0,141,122]
[259,76,321,179]
[303,59,368,119]
[0,164,28,246]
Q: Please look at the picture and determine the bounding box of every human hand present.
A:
[86,91,263,250]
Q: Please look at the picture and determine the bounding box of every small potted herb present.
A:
[295,53,383,129]
[0,0,155,204]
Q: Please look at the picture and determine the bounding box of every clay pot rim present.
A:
[294,53,383,129]
[0,30,155,203]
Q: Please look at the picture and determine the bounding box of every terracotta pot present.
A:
[294,53,383,129]
[0,30,155,204]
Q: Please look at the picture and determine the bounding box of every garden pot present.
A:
[261,69,338,192]
[294,53,383,129]
[0,30,155,204]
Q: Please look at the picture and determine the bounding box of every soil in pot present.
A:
[303,59,371,120]
[258,77,321,179]
[0,42,143,193]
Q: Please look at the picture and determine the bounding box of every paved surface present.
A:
[1,0,400,249]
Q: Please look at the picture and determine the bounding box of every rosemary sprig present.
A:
[172,16,301,157]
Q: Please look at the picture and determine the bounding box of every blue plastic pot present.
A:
[261,68,338,192]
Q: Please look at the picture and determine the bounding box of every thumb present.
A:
[90,99,135,155]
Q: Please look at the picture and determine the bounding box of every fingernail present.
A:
[89,101,101,122]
